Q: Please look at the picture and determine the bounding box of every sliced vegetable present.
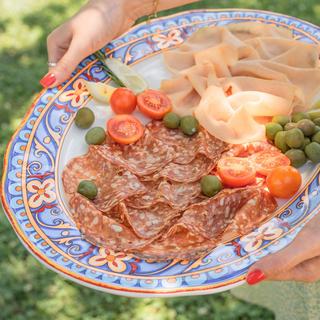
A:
[163,112,181,129]
[272,115,290,127]
[285,128,304,149]
[105,58,148,93]
[107,114,144,145]
[85,127,106,145]
[250,150,290,176]
[265,122,283,140]
[180,115,199,136]
[266,166,302,199]
[274,131,289,153]
[296,119,315,136]
[137,89,172,120]
[217,157,256,187]
[305,142,320,163]
[84,81,116,103]
[292,112,310,122]
[200,175,222,197]
[110,88,137,114]
[285,149,307,168]
[77,180,98,200]
[74,107,95,129]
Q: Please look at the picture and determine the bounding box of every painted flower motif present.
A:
[152,29,184,49]
[59,79,88,107]
[27,178,56,209]
[240,221,284,253]
[88,248,131,273]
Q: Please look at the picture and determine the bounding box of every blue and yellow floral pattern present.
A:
[1,9,320,297]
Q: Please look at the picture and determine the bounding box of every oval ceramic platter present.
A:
[2,9,320,297]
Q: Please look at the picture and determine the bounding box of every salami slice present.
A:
[121,202,181,239]
[92,130,175,176]
[93,171,146,212]
[69,194,152,251]
[133,187,276,261]
[155,154,214,183]
[62,148,116,194]
[158,180,201,209]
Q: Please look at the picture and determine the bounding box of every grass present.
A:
[0,0,319,319]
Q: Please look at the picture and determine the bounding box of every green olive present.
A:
[292,112,311,123]
[296,119,316,137]
[312,131,320,144]
[272,115,290,127]
[85,127,106,145]
[313,118,320,126]
[285,149,307,168]
[265,123,283,140]
[75,107,95,129]
[300,137,311,150]
[307,109,320,120]
[200,175,222,197]
[315,126,320,133]
[284,122,297,131]
[305,142,320,163]
[180,115,199,136]
[77,180,98,200]
[274,131,289,153]
[163,112,181,129]
[285,128,304,149]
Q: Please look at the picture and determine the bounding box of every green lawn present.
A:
[0,1,319,319]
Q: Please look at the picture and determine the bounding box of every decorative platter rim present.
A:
[1,9,320,297]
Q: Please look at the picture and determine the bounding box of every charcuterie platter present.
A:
[2,9,320,297]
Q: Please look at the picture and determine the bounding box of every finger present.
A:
[47,25,73,69]
[246,216,320,285]
[40,38,89,88]
[271,255,320,283]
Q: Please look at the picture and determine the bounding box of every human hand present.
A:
[40,0,148,88]
[246,213,320,285]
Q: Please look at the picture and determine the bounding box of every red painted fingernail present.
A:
[246,269,266,285]
[40,73,56,88]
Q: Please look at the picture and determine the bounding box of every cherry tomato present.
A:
[110,88,137,114]
[137,89,172,120]
[266,166,302,199]
[217,157,256,187]
[250,150,290,176]
[107,114,144,145]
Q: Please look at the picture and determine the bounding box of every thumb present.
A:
[40,39,89,88]
[246,223,320,285]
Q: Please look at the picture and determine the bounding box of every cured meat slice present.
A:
[93,171,146,212]
[155,154,214,183]
[92,129,175,176]
[62,149,115,194]
[69,193,152,251]
[147,122,228,164]
[134,187,277,260]
[158,180,201,209]
[121,202,181,239]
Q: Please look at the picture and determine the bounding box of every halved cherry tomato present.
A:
[250,150,290,176]
[217,157,256,187]
[107,114,144,144]
[137,89,172,120]
[266,166,301,199]
[110,88,137,114]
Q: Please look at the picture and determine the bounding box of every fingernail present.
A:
[246,269,266,285]
[40,73,56,88]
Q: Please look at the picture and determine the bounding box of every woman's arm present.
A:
[40,0,200,88]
